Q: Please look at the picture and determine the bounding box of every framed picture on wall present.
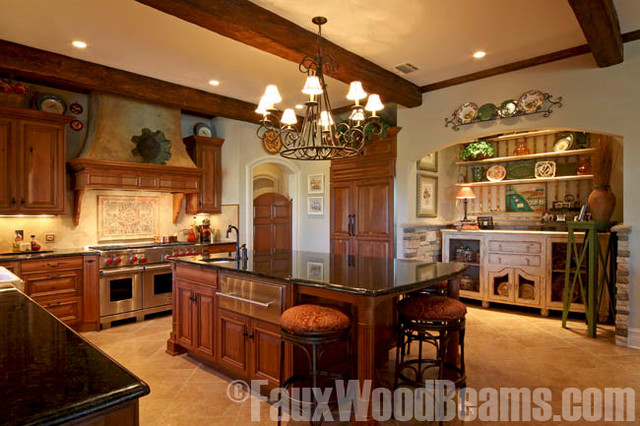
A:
[307,196,324,215]
[307,174,324,193]
[416,173,438,217]
[417,152,438,172]
[306,261,324,281]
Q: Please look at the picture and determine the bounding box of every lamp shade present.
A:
[319,110,334,128]
[281,108,297,125]
[456,186,477,199]
[347,81,367,101]
[255,96,270,115]
[302,76,323,96]
[262,84,282,105]
[364,94,384,112]
[349,108,365,122]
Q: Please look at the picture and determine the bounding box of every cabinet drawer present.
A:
[487,240,542,254]
[40,296,82,325]
[175,265,217,288]
[218,274,283,325]
[21,256,83,273]
[488,253,541,268]
[25,270,81,298]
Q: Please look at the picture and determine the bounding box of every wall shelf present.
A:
[456,148,597,166]
[456,174,594,187]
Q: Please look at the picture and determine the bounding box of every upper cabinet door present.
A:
[197,142,222,213]
[330,182,353,237]
[18,120,65,213]
[354,177,393,238]
[0,117,17,213]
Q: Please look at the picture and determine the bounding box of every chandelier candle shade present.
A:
[255,16,384,160]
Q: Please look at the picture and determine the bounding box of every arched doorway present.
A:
[253,192,292,251]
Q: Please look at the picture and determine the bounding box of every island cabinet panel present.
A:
[250,319,281,387]
[174,276,217,363]
[175,280,195,349]
[217,308,250,375]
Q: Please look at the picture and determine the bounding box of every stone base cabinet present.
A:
[442,230,603,316]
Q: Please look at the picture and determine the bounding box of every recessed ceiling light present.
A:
[473,50,486,59]
[208,80,220,86]
[72,40,87,49]
[295,104,304,110]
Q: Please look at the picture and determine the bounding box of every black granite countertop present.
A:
[0,248,98,262]
[169,250,468,296]
[0,284,149,425]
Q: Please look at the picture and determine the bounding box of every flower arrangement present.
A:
[0,79,28,107]
[459,140,496,161]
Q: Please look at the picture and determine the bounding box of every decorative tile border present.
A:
[612,224,631,347]
[98,195,159,241]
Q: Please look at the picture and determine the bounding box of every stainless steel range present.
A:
[88,242,205,327]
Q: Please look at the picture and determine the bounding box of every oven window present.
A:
[110,278,133,302]
[154,273,173,295]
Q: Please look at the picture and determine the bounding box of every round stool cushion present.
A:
[399,295,467,322]
[281,304,350,333]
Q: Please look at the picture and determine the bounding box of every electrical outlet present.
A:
[45,233,55,242]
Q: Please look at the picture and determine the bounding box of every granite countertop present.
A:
[0,284,149,425]
[169,250,468,296]
[440,228,579,235]
[0,248,97,262]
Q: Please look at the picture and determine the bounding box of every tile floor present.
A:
[82,307,640,425]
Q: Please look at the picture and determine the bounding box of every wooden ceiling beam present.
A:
[568,0,623,67]
[134,0,422,108]
[0,39,261,123]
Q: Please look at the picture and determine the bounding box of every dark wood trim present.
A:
[421,28,640,93]
[0,39,260,123]
[134,0,422,108]
[569,0,622,67]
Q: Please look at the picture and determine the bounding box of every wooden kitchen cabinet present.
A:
[174,278,217,363]
[250,319,281,386]
[0,261,20,275]
[0,106,69,215]
[184,136,224,214]
[217,308,250,376]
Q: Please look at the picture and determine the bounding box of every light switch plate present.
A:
[45,233,55,242]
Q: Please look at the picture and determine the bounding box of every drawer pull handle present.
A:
[217,292,272,308]
[47,262,60,268]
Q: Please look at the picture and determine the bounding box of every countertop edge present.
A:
[0,250,98,262]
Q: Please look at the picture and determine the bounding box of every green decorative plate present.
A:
[506,160,536,179]
[477,103,497,121]
[498,99,518,118]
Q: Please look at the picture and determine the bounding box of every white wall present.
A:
[211,117,330,253]
[398,41,640,327]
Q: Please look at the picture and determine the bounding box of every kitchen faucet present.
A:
[225,225,241,261]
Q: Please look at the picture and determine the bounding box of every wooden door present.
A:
[175,280,194,350]
[354,239,392,260]
[18,120,64,213]
[193,283,216,362]
[253,193,292,251]
[217,308,249,376]
[250,319,281,386]
[0,117,16,213]
[330,238,352,256]
[354,178,393,239]
[197,142,222,213]
[330,182,353,238]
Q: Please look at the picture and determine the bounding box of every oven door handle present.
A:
[217,292,272,308]
[144,264,172,271]
[100,267,145,276]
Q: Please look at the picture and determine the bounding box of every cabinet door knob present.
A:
[242,331,249,338]
[10,197,16,206]
[20,197,25,205]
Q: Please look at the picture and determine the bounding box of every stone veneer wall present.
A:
[401,223,448,261]
[612,224,631,346]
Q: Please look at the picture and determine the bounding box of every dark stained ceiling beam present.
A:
[0,39,261,123]
[422,28,640,93]
[134,0,422,108]
[568,0,623,67]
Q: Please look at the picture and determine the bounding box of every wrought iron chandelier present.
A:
[255,16,384,160]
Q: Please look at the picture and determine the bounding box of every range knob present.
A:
[172,252,178,257]
[105,258,114,266]
[165,254,172,260]
[189,251,195,256]
[179,251,186,257]
[130,255,138,263]
[114,257,122,265]
[140,257,147,264]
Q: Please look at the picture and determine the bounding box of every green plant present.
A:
[460,140,495,161]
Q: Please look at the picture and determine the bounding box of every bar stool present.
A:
[278,304,351,425]
[394,295,466,389]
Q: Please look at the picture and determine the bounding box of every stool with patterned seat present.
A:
[394,295,466,389]
[278,304,351,425]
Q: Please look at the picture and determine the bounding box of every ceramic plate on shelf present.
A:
[69,102,83,115]
[193,122,212,137]
[453,102,478,124]
[477,103,497,121]
[498,99,518,118]
[519,283,535,300]
[553,132,574,151]
[486,165,506,182]
[36,94,66,115]
[497,282,509,297]
[535,161,556,178]
[517,90,545,114]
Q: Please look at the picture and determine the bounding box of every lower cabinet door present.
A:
[193,284,216,362]
[487,267,514,303]
[39,296,83,326]
[355,238,392,258]
[175,280,194,350]
[217,309,249,376]
[250,319,281,386]
[514,267,542,306]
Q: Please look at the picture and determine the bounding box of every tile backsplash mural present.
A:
[98,195,159,241]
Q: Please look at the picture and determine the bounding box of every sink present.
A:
[199,257,236,263]
[0,250,54,256]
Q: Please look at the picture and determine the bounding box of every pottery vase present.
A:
[513,141,530,156]
[587,185,616,222]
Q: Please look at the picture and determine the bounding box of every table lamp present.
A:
[456,186,476,222]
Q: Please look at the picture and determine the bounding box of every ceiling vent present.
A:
[393,63,419,74]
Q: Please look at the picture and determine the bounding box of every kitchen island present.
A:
[0,283,149,425]
[167,250,467,425]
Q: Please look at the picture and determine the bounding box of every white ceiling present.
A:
[0,0,639,111]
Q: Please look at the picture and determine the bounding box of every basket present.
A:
[0,92,27,108]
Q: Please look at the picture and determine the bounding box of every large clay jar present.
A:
[588,186,616,222]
